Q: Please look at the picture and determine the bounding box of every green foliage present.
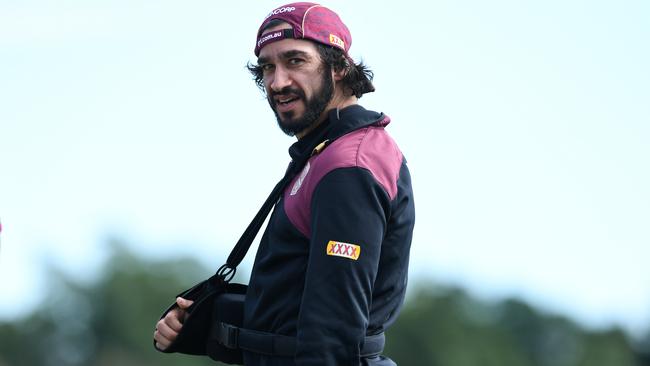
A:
[384,285,647,366]
[0,241,647,366]
[0,241,219,366]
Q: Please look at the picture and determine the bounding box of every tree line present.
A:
[0,241,648,366]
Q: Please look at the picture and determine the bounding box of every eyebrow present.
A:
[281,50,311,60]
[257,56,270,65]
[257,50,312,65]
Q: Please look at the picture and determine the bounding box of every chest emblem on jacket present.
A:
[290,161,310,196]
[326,240,361,261]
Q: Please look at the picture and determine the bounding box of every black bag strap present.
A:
[216,125,332,281]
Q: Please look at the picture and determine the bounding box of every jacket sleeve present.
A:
[295,166,390,366]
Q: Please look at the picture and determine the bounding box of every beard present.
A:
[267,70,334,137]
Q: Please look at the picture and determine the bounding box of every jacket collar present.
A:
[288,105,390,160]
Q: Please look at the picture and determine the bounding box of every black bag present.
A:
[206,286,247,363]
[154,128,331,364]
[155,270,247,363]
[153,169,289,363]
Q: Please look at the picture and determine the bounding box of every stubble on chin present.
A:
[273,107,303,137]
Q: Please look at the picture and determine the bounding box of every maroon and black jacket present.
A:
[243,105,415,366]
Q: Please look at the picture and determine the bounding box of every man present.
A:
[154,3,415,365]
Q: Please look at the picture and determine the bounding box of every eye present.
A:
[288,58,304,66]
[260,63,274,72]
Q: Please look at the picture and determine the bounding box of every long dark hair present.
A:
[247,43,375,98]
[315,44,375,98]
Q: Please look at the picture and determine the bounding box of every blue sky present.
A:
[1,0,649,337]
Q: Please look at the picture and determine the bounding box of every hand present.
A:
[154,297,194,351]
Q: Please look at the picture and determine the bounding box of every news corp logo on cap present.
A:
[254,2,352,56]
[264,6,297,20]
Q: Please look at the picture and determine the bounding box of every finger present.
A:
[155,341,168,351]
[164,310,185,332]
[176,297,194,309]
[156,319,179,342]
[154,329,172,350]
[154,336,171,351]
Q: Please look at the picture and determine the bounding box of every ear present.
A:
[332,65,347,81]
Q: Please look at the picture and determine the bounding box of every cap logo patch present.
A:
[265,6,296,20]
[326,240,360,261]
[328,34,345,49]
[258,30,284,48]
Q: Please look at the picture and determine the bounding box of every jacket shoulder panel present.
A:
[283,126,404,238]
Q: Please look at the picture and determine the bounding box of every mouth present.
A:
[275,96,301,112]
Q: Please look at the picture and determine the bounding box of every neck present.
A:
[296,94,358,140]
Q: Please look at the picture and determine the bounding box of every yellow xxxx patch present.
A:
[326,240,360,261]
[329,34,345,48]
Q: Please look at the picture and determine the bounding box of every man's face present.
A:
[257,25,334,136]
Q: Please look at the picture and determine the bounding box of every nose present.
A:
[269,66,292,92]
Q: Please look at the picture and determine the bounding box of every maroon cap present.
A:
[254,2,352,56]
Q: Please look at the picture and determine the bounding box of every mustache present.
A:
[270,87,306,100]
